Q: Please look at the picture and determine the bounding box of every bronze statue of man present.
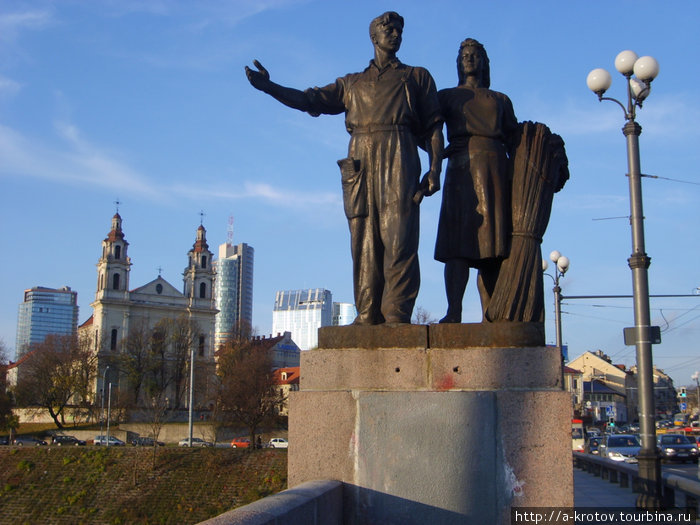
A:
[246,11,443,325]
[434,38,517,323]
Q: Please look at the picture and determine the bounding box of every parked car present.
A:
[657,434,699,463]
[131,436,165,447]
[0,435,9,445]
[13,435,48,446]
[93,435,125,446]
[268,438,288,449]
[584,436,602,455]
[598,434,640,462]
[178,437,213,447]
[52,435,86,446]
[230,437,251,448]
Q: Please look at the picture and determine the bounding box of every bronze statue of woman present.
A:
[434,38,518,323]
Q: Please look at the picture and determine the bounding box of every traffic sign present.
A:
[680,402,687,411]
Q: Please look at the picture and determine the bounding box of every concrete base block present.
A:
[300,345,563,391]
[289,327,572,524]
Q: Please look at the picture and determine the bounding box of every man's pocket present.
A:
[337,157,367,219]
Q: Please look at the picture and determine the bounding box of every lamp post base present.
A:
[635,451,663,509]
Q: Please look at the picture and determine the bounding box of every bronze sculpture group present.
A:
[246,12,569,326]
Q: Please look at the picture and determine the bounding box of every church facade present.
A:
[80,213,218,411]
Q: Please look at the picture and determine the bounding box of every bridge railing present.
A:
[573,451,700,511]
[197,479,342,525]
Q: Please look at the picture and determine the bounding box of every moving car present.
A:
[269,438,288,449]
[178,437,213,447]
[598,434,640,462]
[571,419,585,452]
[586,428,601,438]
[93,435,125,446]
[584,436,602,455]
[131,436,165,447]
[657,434,699,463]
[13,435,48,446]
[230,437,251,448]
[52,435,86,446]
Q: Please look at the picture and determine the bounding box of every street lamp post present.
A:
[692,372,700,413]
[587,50,661,508]
[99,365,110,443]
[543,250,570,356]
[187,337,195,447]
[106,382,112,447]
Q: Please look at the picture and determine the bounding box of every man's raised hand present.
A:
[245,60,271,91]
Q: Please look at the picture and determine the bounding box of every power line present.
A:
[641,173,700,186]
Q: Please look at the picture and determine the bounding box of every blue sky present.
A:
[1,1,699,387]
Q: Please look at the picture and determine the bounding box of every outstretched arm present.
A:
[245,60,313,113]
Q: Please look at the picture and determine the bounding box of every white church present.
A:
[80,212,218,411]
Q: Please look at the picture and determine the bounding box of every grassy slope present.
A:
[0,447,287,525]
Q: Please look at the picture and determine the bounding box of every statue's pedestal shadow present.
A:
[289,323,574,525]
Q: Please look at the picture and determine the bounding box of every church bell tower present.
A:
[96,212,131,301]
[183,223,215,308]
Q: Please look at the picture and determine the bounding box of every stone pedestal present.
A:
[289,324,573,525]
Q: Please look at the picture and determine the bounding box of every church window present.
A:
[202,255,207,269]
[110,329,118,350]
[198,335,205,356]
[115,245,121,259]
[113,273,120,290]
[199,282,206,298]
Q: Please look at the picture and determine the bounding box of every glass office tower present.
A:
[15,286,79,359]
[214,242,254,347]
[272,288,333,351]
[332,302,357,326]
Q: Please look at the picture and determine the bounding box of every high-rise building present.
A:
[272,288,332,351]
[15,286,79,359]
[332,302,357,326]
[214,242,254,347]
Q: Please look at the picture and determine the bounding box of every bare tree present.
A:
[412,306,438,325]
[118,319,152,407]
[0,340,19,435]
[14,334,96,428]
[167,316,200,409]
[145,320,170,398]
[145,391,169,468]
[215,337,283,448]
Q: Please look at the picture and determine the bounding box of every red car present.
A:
[230,437,251,448]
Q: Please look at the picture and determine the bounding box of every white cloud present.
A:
[169,180,339,209]
[0,121,161,199]
[0,9,53,43]
[0,121,340,210]
[0,75,21,97]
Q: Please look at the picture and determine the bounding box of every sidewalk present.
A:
[574,467,639,506]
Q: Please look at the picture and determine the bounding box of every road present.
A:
[662,461,699,480]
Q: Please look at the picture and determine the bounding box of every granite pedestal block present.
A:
[289,324,573,525]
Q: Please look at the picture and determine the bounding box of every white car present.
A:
[178,437,213,447]
[93,435,125,446]
[268,438,288,449]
